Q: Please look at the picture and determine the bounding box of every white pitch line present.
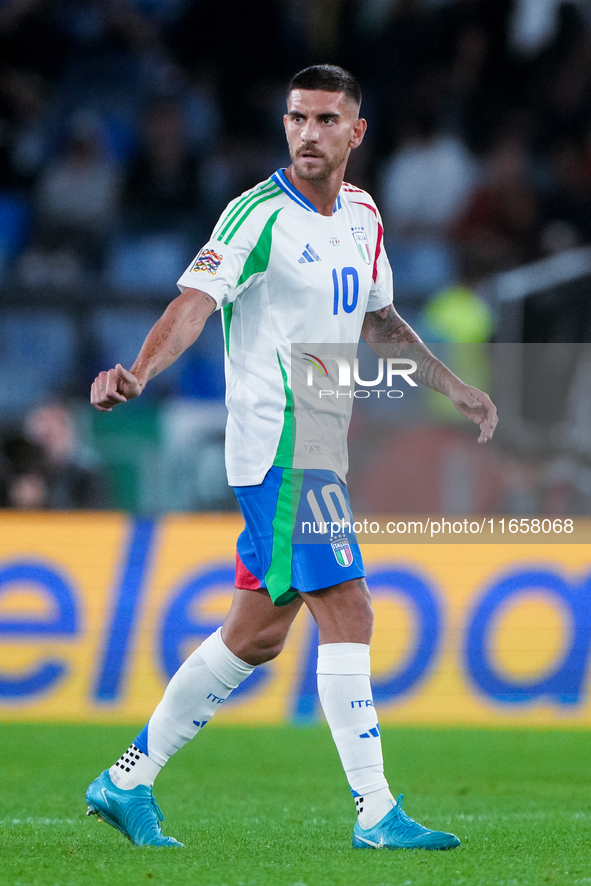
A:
[0,818,78,825]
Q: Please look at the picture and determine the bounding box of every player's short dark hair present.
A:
[288,65,362,108]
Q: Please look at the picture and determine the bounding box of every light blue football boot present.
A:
[85,770,183,847]
[352,794,460,850]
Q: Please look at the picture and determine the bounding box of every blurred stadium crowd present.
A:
[3,1,591,304]
[1,0,591,512]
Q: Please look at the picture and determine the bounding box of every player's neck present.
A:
[285,165,343,217]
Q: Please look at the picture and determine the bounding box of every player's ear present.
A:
[350,117,367,150]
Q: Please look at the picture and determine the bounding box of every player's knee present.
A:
[231,629,286,666]
[251,632,286,665]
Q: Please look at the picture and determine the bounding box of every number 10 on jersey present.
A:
[333,267,359,315]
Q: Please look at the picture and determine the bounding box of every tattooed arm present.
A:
[362,304,456,394]
[362,304,498,443]
[90,288,216,412]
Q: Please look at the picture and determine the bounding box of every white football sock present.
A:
[109,628,254,789]
[109,742,161,790]
[317,642,395,829]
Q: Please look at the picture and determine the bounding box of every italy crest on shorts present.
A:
[331,536,354,567]
[352,229,371,265]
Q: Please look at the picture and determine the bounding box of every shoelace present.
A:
[388,795,429,834]
[126,790,165,835]
[149,791,165,823]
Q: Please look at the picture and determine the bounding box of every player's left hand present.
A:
[448,382,498,444]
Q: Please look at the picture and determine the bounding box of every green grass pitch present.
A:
[0,723,589,886]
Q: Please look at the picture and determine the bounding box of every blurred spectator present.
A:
[442,20,499,153]
[360,0,435,119]
[1,403,111,509]
[168,0,286,137]
[430,0,517,154]
[181,72,221,157]
[379,111,478,240]
[0,433,46,508]
[540,136,591,253]
[122,98,199,227]
[0,192,32,279]
[529,12,591,152]
[0,67,53,194]
[421,281,494,344]
[36,111,120,233]
[510,0,581,56]
[453,133,542,274]
[24,111,121,281]
[378,110,478,299]
[0,0,71,81]
[200,136,287,225]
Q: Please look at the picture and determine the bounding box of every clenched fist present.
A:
[90,364,144,412]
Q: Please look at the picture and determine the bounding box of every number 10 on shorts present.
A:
[306,482,352,535]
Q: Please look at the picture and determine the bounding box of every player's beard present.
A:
[290,144,348,181]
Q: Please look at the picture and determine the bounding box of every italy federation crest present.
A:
[331,537,354,567]
[352,229,371,265]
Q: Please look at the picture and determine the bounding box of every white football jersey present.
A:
[177,169,393,486]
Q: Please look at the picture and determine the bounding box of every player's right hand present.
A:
[90,364,143,412]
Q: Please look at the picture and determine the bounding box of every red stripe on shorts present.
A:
[235,550,262,590]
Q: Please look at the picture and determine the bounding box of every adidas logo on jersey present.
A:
[298,244,322,263]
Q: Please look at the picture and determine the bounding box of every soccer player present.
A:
[86,65,497,850]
